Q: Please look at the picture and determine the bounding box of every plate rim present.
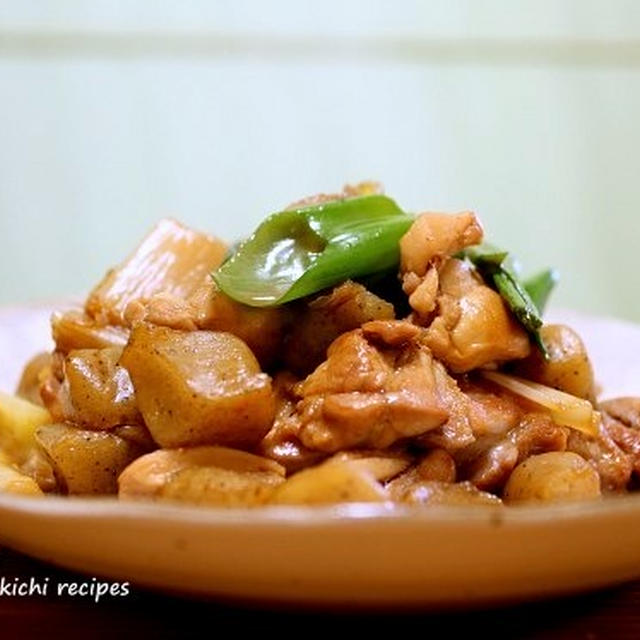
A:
[3,491,640,528]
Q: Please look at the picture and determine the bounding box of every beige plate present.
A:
[1,304,640,608]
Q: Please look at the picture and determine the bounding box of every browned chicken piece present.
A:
[604,420,640,475]
[455,413,568,492]
[414,362,475,452]
[400,212,484,280]
[455,436,519,493]
[296,321,470,452]
[299,325,397,398]
[423,259,531,373]
[256,372,326,473]
[415,448,457,483]
[399,480,502,506]
[285,181,383,210]
[119,447,285,506]
[599,399,640,476]
[461,379,523,437]
[510,413,569,461]
[120,324,275,449]
[514,324,595,401]
[399,211,483,318]
[63,347,142,429]
[404,268,439,319]
[386,449,457,500]
[52,309,129,353]
[86,219,227,326]
[599,397,640,430]
[283,281,395,376]
[189,282,290,369]
[16,352,52,406]
[566,418,632,492]
[361,319,422,346]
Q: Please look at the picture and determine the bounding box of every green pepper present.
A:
[213,195,413,307]
[523,268,559,314]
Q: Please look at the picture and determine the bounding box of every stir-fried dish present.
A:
[2,182,640,508]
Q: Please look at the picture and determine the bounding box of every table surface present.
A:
[2,547,640,638]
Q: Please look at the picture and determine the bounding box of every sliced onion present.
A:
[481,370,600,437]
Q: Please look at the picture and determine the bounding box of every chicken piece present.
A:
[361,319,422,346]
[189,282,290,369]
[599,397,640,430]
[52,310,129,353]
[86,219,227,325]
[510,413,569,461]
[63,347,141,430]
[119,446,285,506]
[599,400,640,476]
[298,326,394,399]
[423,259,531,372]
[283,281,395,376]
[455,435,519,493]
[414,362,475,452]
[455,412,568,492]
[565,419,632,492]
[120,324,275,449]
[514,324,595,401]
[399,211,483,320]
[399,480,502,507]
[386,449,457,500]
[405,267,439,319]
[461,380,523,437]
[415,448,457,483]
[256,372,326,473]
[604,419,640,475]
[296,321,469,452]
[400,211,484,281]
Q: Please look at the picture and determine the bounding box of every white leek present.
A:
[481,370,599,437]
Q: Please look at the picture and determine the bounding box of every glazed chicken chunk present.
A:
[423,259,531,372]
[296,320,469,452]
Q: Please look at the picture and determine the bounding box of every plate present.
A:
[1,304,640,608]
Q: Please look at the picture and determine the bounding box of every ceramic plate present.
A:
[1,304,640,608]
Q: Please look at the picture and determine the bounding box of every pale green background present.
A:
[1,1,639,321]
